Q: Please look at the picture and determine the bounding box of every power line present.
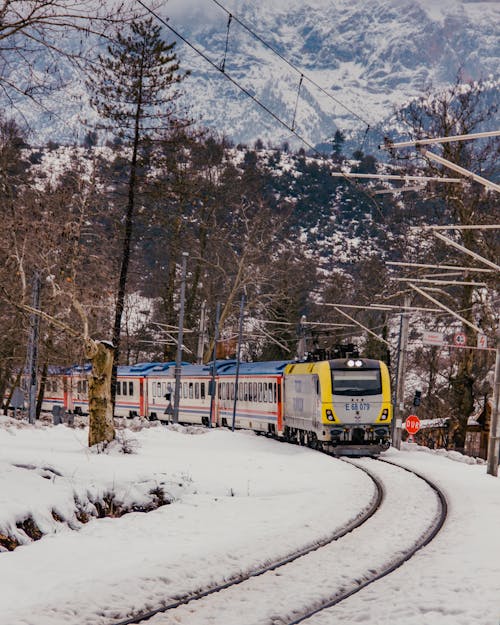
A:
[209,0,373,129]
[133,0,387,217]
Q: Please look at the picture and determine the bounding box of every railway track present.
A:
[111,459,384,625]
[110,455,447,625]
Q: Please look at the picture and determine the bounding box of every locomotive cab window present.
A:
[331,370,382,396]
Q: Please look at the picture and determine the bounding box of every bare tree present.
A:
[0,1,143,109]
[0,129,118,445]
[393,76,499,448]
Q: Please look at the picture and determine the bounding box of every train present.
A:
[24,356,393,456]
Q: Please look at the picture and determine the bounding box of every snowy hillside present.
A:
[7,0,499,146]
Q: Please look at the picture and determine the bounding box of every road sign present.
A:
[453,332,467,347]
[405,415,421,435]
[477,333,488,349]
[423,331,444,346]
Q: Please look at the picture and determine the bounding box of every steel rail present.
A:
[110,460,384,625]
[285,457,448,624]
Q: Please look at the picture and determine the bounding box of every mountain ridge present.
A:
[5,0,499,147]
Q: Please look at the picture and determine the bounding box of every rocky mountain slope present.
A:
[6,0,499,148]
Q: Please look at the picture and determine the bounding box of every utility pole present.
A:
[297,315,307,359]
[486,322,500,477]
[232,294,245,431]
[26,272,41,425]
[392,296,410,450]
[208,302,221,429]
[196,300,207,364]
[173,252,188,424]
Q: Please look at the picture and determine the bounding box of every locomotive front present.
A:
[327,358,392,454]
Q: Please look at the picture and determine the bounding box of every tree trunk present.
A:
[86,339,115,447]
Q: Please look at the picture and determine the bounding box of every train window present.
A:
[117,381,122,395]
[183,382,188,399]
[253,383,257,402]
[123,382,128,396]
[195,383,199,399]
[162,382,166,396]
[83,380,87,393]
[262,383,267,403]
[277,384,281,403]
[201,382,206,399]
[230,383,234,401]
[129,382,134,395]
[77,381,82,394]
[244,382,248,401]
[188,382,193,399]
[331,370,382,396]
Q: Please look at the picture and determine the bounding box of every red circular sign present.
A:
[454,332,467,347]
[405,415,421,435]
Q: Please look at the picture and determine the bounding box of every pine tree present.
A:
[87,17,189,407]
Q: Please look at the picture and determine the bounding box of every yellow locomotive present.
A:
[283,358,392,455]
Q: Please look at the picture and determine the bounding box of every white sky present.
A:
[0,417,499,625]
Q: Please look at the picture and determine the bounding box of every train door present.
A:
[139,378,145,417]
[209,378,219,426]
[276,377,284,435]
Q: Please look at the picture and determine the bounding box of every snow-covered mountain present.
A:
[8,0,499,147]
[167,0,499,146]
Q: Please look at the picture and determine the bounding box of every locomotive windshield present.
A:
[331,369,382,396]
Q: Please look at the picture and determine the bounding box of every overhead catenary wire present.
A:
[133,0,387,218]
[209,0,373,129]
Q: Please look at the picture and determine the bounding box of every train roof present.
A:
[217,360,292,375]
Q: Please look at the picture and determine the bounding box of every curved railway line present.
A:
[112,459,384,625]
[109,451,447,625]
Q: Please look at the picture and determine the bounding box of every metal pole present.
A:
[26,272,41,424]
[380,130,500,149]
[421,149,500,192]
[392,296,410,450]
[486,322,500,477]
[432,231,500,272]
[208,302,221,429]
[232,295,245,431]
[408,283,483,334]
[173,252,188,424]
[297,315,306,359]
[196,300,207,364]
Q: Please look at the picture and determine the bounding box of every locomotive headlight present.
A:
[380,409,389,421]
[355,359,363,368]
[347,359,355,367]
[325,409,334,421]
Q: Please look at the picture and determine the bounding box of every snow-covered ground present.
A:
[0,416,499,625]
